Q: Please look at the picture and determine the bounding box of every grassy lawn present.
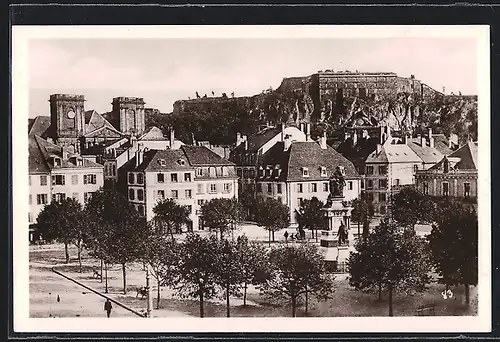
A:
[29,243,477,318]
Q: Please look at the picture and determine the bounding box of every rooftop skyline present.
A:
[29,36,478,118]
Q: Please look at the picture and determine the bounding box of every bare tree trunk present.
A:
[122,263,127,294]
[464,283,470,306]
[226,282,230,318]
[291,296,297,317]
[104,261,108,293]
[243,281,248,306]
[100,259,103,283]
[64,242,70,264]
[272,230,275,242]
[378,282,382,301]
[77,241,82,273]
[315,229,318,242]
[388,284,393,317]
[268,230,271,247]
[157,279,161,309]
[199,288,204,318]
[305,286,309,316]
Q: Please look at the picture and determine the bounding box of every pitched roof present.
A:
[31,135,103,170]
[182,145,235,166]
[406,138,444,164]
[366,143,421,164]
[139,126,168,141]
[84,110,119,135]
[431,134,454,155]
[134,149,193,172]
[231,127,282,155]
[29,135,51,173]
[28,116,51,137]
[259,141,360,182]
[448,141,478,170]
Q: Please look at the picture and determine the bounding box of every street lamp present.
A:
[143,262,153,318]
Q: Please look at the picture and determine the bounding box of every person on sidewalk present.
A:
[284,231,289,243]
[104,299,113,318]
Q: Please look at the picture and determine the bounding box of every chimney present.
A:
[281,123,285,142]
[421,135,426,147]
[430,136,435,148]
[376,144,382,154]
[428,127,432,140]
[135,149,140,167]
[236,132,242,147]
[352,131,358,146]
[170,128,175,148]
[244,137,248,151]
[62,147,69,160]
[404,135,409,145]
[300,123,305,133]
[380,126,385,144]
[284,135,292,151]
[306,123,311,141]
[448,138,452,149]
[320,132,327,149]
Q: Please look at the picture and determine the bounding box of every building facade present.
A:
[415,141,478,201]
[29,134,104,241]
[125,145,238,231]
[364,128,448,216]
[256,133,361,226]
[229,123,307,199]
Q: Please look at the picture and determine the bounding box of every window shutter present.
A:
[51,176,55,186]
[83,175,87,184]
[62,176,65,185]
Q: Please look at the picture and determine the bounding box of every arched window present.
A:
[137,189,144,201]
[129,189,135,201]
[137,173,144,184]
[128,173,135,184]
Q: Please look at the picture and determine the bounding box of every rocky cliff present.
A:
[162,71,477,146]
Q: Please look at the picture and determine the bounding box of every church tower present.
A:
[49,94,85,152]
[112,97,146,136]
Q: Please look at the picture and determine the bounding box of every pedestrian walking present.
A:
[284,231,289,243]
[104,299,113,318]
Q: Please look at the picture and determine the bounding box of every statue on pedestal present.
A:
[337,221,348,246]
[326,166,347,206]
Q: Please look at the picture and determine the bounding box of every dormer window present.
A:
[158,159,167,167]
[259,166,264,178]
[320,166,327,177]
[76,158,83,167]
[302,167,309,177]
[178,159,186,166]
[52,157,62,167]
[266,166,272,177]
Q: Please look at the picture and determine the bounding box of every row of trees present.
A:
[35,187,294,293]
[348,188,478,315]
[145,233,335,317]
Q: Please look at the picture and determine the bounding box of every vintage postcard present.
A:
[12,25,491,333]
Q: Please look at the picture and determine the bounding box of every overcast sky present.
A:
[28,37,478,117]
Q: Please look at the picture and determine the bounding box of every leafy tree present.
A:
[260,243,336,317]
[143,226,181,309]
[152,199,192,239]
[36,198,86,268]
[200,198,244,240]
[255,198,290,245]
[391,187,435,229]
[295,197,325,242]
[213,238,242,317]
[235,235,272,306]
[175,234,220,317]
[351,194,374,240]
[348,218,432,316]
[85,188,149,294]
[427,201,478,305]
[239,190,257,221]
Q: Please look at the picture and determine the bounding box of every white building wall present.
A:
[29,172,51,226]
[259,127,307,155]
[50,167,104,206]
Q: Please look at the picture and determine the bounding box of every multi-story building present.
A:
[30,94,186,189]
[415,141,478,202]
[364,127,447,216]
[229,123,307,198]
[256,132,361,226]
[124,145,238,231]
[28,134,104,242]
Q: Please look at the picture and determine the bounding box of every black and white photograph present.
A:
[12,25,491,333]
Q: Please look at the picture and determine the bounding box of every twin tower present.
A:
[49,94,146,145]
